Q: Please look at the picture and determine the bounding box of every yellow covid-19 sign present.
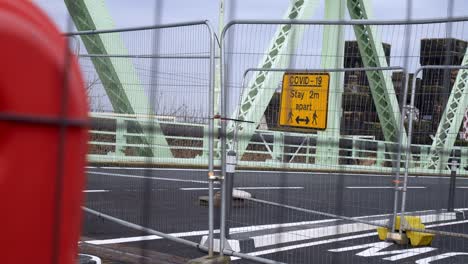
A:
[279,73,330,130]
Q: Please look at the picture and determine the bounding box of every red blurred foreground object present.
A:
[0,1,88,264]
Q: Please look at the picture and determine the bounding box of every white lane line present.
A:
[346,186,426,189]
[83,208,467,246]
[231,216,468,260]
[87,171,210,184]
[83,190,109,193]
[180,188,219,191]
[426,219,468,228]
[180,187,304,191]
[238,187,303,190]
[84,218,338,245]
[91,167,468,180]
[97,167,206,171]
[456,187,468,189]
[250,212,455,248]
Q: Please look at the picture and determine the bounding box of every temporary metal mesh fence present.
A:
[68,21,221,262]
[71,22,215,165]
[67,17,468,264]
[393,65,468,263]
[218,19,468,264]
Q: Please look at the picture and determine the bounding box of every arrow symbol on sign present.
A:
[295,116,310,124]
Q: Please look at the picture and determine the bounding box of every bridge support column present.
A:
[115,118,126,157]
[315,0,345,166]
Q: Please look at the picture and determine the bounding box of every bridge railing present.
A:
[88,111,468,175]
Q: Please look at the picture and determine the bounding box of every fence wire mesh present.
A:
[219,20,468,264]
[69,22,219,263]
[65,17,468,264]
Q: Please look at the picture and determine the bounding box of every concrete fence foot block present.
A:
[187,255,231,264]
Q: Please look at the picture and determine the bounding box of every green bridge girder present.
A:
[227,0,321,158]
[427,51,468,170]
[230,0,406,166]
[64,0,172,158]
[347,0,407,150]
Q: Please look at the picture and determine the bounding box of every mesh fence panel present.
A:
[68,19,468,264]
[220,21,468,264]
[69,23,216,262]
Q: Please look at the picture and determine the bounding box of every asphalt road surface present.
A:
[81,167,468,264]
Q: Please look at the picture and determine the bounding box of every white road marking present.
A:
[250,212,455,248]
[83,190,109,193]
[84,218,338,245]
[84,209,466,246]
[231,214,468,260]
[238,187,303,190]
[329,241,436,261]
[416,252,468,264]
[90,167,468,180]
[426,219,468,228]
[180,188,219,191]
[180,187,303,191]
[87,171,210,184]
[456,187,468,189]
[346,186,426,189]
[97,167,206,171]
[230,233,377,260]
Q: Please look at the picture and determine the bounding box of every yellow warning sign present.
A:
[279,73,330,130]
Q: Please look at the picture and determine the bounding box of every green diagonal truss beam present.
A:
[427,51,468,170]
[347,0,407,150]
[228,0,320,157]
[64,0,172,158]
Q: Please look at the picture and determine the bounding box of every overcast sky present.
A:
[30,0,468,115]
[33,0,468,33]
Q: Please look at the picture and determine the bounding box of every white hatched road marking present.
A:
[250,212,455,248]
[230,218,468,261]
[84,209,466,246]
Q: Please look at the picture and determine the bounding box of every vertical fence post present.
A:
[448,159,458,212]
[219,23,228,256]
[389,71,411,240]
[398,72,415,239]
[207,21,216,258]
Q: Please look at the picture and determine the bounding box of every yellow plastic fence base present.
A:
[377,227,388,241]
[407,231,435,246]
[376,216,435,246]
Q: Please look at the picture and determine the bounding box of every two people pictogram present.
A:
[287,110,318,125]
